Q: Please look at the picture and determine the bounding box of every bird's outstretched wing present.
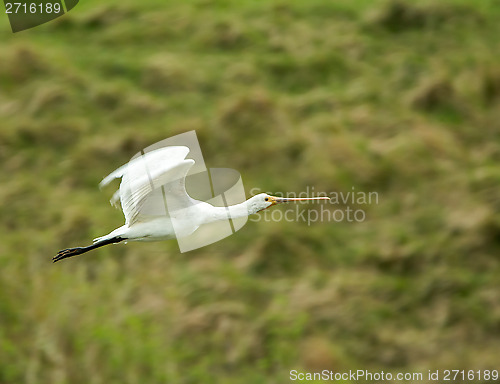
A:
[100,146,196,225]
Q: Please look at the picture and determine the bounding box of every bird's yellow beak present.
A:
[267,196,280,206]
[268,196,331,204]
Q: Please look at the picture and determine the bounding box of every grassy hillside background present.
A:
[1,0,500,383]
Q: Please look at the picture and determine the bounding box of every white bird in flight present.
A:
[54,146,329,262]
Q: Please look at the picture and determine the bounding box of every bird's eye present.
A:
[265,197,269,201]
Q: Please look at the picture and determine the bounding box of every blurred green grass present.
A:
[1,0,500,383]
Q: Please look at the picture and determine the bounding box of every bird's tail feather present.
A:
[92,235,105,243]
[93,226,127,243]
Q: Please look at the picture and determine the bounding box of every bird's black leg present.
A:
[53,237,124,263]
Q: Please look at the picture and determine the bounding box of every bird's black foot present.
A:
[53,247,85,263]
[53,237,124,263]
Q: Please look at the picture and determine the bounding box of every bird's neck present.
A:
[204,200,253,224]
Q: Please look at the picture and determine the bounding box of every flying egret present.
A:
[54,146,330,262]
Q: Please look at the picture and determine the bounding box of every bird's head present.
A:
[248,193,330,214]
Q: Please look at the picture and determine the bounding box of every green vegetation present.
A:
[1,0,500,382]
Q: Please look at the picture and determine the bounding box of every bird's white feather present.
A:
[100,146,196,225]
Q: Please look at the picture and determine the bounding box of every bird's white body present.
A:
[95,219,177,243]
[96,201,253,243]
[54,145,329,262]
